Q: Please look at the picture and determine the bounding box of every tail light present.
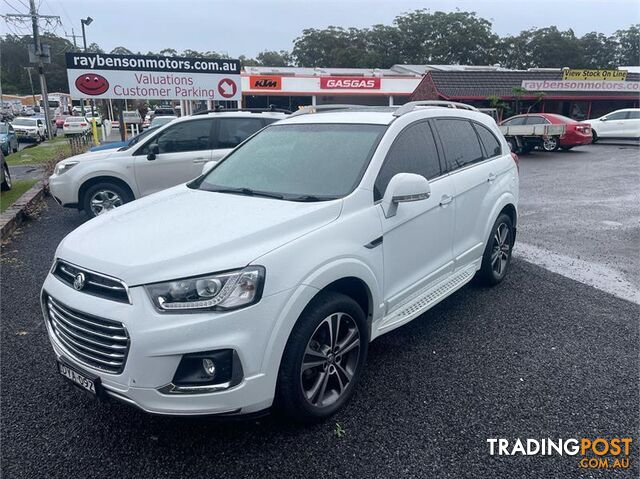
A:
[63,123,69,127]
[510,151,520,173]
[576,124,591,134]
[80,122,87,126]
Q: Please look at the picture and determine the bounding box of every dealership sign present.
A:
[562,69,627,81]
[66,52,241,101]
[320,77,381,89]
[522,79,639,92]
[249,76,281,90]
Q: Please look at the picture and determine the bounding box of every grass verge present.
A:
[6,136,71,166]
[0,179,38,213]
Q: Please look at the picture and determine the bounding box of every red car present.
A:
[500,113,592,151]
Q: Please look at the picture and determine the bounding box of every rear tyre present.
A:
[476,213,514,286]
[542,136,559,152]
[1,162,12,191]
[276,291,368,423]
[82,182,131,218]
[560,146,574,151]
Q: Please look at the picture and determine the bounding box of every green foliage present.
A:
[0,179,38,213]
[334,423,346,438]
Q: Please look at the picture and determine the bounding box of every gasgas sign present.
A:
[320,76,381,90]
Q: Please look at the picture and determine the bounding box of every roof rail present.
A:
[191,104,292,116]
[393,101,479,117]
[290,104,385,117]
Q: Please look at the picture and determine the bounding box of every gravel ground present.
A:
[1,197,638,479]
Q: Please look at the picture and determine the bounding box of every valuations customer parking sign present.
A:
[65,52,241,101]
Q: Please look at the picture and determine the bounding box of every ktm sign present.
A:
[250,76,281,90]
[320,77,381,89]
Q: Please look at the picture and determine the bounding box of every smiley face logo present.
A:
[75,73,109,95]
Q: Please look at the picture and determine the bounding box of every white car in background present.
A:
[84,113,103,127]
[12,117,46,142]
[149,115,177,129]
[63,117,91,136]
[588,108,640,142]
[41,102,519,422]
[49,109,288,217]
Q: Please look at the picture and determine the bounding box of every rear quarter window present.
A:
[474,123,502,158]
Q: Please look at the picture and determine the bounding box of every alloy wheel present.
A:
[4,165,11,189]
[543,137,558,151]
[300,312,361,408]
[90,189,123,216]
[491,222,511,277]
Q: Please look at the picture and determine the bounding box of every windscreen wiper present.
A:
[209,187,285,200]
[287,194,339,202]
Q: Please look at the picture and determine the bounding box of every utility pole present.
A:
[66,28,81,49]
[5,2,60,140]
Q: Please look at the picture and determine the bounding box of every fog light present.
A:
[202,358,216,377]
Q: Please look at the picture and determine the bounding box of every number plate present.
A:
[57,360,100,396]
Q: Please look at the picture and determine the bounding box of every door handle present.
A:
[439,194,453,206]
[487,172,497,182]
[192,158,208,164]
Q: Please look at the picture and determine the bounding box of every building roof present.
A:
[411,70,640,100]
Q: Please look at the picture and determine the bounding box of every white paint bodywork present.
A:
[587,108,640,139]
[42,106,518,415]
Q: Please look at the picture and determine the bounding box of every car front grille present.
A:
[52,260,130,304]
[44,294,130,374]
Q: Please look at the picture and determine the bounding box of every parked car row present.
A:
[41,101,520,422]
[499,108,639,154]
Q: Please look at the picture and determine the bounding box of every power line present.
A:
[2,0,22,14]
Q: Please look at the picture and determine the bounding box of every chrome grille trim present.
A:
[52,260,131,304]
[45,294,130,374]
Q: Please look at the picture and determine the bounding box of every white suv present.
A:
[49,109,288,217]
[41,102,519,422]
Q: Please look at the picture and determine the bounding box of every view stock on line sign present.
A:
[65,52,241,101]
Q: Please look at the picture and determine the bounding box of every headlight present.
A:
[145,266,265,312]
[54,161,78,175]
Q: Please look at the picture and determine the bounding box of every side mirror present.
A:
[201,161,216,175]
[147,143,159,161]
[381,173,431,218]
[600,117,607,122]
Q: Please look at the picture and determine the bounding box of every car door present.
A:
[8,124,17,151]
[375,121,455,312]
[624,111,640,138]
[434,118,501,269]
[133,118,214,196]
[598,111,627,138]
[211,117,276,163]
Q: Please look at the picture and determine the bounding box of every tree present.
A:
[86,42,104,53]
[256,50,291,66]
[499,27,583,69]
[393,10,499,65]
[158,48,178,57]
[110,46,133,55]
[613,25,640,66]
[292,26,368,67]
[579,33,617,68]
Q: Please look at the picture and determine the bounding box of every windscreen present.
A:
[195,123,386,199]
[13,118,36,126]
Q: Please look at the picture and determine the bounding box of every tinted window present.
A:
[525,116,549,125]
[142,119,213,154]
[605,111,627,120]
[626,111,639,119]
[374,122,440,201]
[474,123,502,158]
[502,116,525,126]
[217,118,266,149]
[197,123,385,199]
[435,119,484,171]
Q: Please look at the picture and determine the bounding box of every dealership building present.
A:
[240,65,639,120]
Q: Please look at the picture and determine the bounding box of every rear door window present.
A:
[626,111,639,119]
[502,116,525,126]
[525,116,549,125]
[434,119,484,172]
[605,111,628,120]
[216,118,267,149]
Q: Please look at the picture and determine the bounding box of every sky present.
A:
[3,0,640,58]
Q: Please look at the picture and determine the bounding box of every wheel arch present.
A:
[77,175,135,210]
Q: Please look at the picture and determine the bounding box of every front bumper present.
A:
[41,272,293,415]
[48,173,78,207]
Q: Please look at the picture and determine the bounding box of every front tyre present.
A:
[82,182,131,218]
[276,291,368,423]
[1,162,12,191]
[476,213,514,286]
